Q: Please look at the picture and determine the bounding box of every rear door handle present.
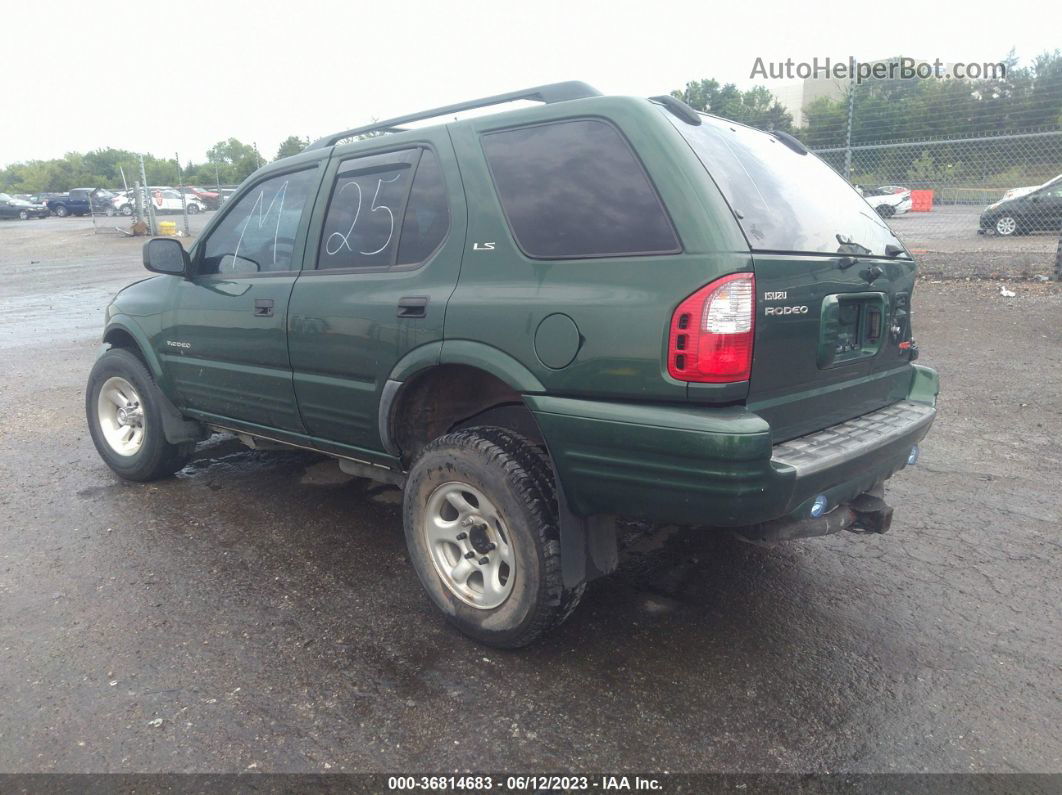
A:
[254,298,274,317]
[397,296,428,318]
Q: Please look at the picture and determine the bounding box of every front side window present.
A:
[481,119,680,259]
[200,168,319,275]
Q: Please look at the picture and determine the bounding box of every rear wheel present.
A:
[18,210,29,220]
[403,427,583,648]
[995,215,1019,236]
[85,348,193,481]
[120,205,133,216]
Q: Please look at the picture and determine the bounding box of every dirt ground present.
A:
[0,216,1059,775]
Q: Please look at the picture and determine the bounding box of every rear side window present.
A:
[200,168,319,275]
[481,119,680,259]
[318,148,449,270]
[396,150,450,265]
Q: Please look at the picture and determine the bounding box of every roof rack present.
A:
[306,81,602,149]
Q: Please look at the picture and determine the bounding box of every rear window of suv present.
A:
[481,119,680,259]
[660,108,905,257]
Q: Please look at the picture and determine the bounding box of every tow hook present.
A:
[849,492,894,534]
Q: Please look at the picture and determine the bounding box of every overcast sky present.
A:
[4,0,1054,166]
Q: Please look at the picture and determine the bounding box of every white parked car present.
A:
[1000,185,1039,201]
[863,187,913,218]
[112,188,204,216]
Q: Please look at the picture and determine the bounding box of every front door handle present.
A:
[397,296,428,318]
[254,298,274,317]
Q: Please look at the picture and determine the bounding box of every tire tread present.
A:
[409,427,584,648]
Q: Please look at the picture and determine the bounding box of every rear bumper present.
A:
[528,364,938,528]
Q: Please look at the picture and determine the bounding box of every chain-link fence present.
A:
[811,129,1062,279]
[81,153,237,239]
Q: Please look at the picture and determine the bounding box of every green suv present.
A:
[85,83,938,647]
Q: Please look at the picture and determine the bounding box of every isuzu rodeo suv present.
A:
[85,83,938,647]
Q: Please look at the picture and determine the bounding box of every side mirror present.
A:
[143,237,190,276]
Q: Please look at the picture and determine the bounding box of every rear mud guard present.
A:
[553,463,619,589]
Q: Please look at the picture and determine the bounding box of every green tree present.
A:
[670,78,795,132]
[798,50,1062,147]
[205,138,264,184]
[275,136,308,159]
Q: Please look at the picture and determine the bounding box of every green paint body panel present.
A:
[528,363,937,526]
[101,90,939,531]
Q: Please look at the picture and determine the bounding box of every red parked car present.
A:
[180,186,221,210]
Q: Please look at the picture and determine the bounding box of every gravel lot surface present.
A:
[0,216,1059,774]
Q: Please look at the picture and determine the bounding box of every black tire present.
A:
[85,348,194,482]
[187,203,200,215]
[18,210,29,220]
[403,427,584,648]
[54,205,68,217]
[875,204,895,218]
[120,205,133,216]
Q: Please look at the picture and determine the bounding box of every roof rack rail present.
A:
[649,95,702,126]
[306,81,602,149]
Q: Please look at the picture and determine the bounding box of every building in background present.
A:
[770,57,955,127]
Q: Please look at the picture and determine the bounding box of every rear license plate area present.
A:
[818,292,886,368]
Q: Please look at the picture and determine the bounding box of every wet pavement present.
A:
[0,220,1059,773]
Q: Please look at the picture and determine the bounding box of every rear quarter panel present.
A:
[444,97,752,403]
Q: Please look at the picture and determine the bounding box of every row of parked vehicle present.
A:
[852,173,1062,236]
[0,186,232,220]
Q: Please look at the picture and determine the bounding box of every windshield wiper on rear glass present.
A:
[836,234,872,270]
[836,234,871,256]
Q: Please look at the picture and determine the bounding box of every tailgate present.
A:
[657,105,920,442]
[748,253,917,442]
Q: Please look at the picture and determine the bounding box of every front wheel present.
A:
[875,204,895,218]
[187,203,200,215]
[403,427,584,648]
[54,205,69,217]
[85,348,194,481]
[120,205,133,216]
[995,215,1019,236]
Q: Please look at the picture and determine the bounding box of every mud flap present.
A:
[554,465,618,589]
[151,381,207,444]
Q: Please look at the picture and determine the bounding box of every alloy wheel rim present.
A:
[422,482,515,610]
[96,376,146,456]
[996,217,1016,235]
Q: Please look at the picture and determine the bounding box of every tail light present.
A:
[668,272,755,382]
